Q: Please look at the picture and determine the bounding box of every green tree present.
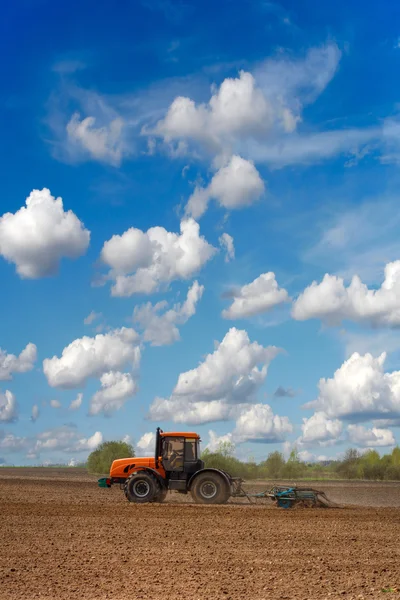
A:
[87,440,134,475]
[282,448,305,479]
[360,449,384,480]
[336,448,362,479]
[262,451,286,479]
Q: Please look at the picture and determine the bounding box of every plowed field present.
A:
[1,469,399,600]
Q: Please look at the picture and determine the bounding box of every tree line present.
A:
[87,440,400,480]
[201,443,400,481]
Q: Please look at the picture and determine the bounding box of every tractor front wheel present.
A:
[124,472,160,503]
[191,472,230,504]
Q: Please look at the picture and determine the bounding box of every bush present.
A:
[87,441,135,475]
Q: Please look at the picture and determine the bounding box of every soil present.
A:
[0,468,399,600]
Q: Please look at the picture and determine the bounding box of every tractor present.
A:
[98,427,242,504]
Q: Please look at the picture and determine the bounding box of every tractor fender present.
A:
[128,467,166,489]
[188,468,231,492]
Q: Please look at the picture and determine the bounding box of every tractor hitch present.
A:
[98,477,112,488]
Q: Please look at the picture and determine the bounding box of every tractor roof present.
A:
[160,432,200,439]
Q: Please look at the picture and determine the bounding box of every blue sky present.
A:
[2,0,400,465]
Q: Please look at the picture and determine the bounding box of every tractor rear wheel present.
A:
[151,488,168,503]
[191,472,230,504]
[124,471,160,503]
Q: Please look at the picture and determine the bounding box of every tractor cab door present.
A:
[162,437,185,472]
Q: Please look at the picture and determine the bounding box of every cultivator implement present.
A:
[233,482,340,509]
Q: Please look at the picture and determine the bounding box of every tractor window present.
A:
[162,437,185,471]
[184,439,197,462]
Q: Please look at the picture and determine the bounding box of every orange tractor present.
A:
[98,427,242,503]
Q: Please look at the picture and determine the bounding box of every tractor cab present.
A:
[157,429,204,483]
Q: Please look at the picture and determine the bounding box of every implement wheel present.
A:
[191,472,230,504]
[124,472,160,503]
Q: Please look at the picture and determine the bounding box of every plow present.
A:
[233,483,340,508]
[99,427,340,508]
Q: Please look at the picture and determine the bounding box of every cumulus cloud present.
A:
[292,260,400,327]
[33,426,103,454]
[133,280,204,346]
[154,70,277,151]
[30,404,39,422]
[0,390,17,422]
[89,371,137,416]
[0,189,90,278]
[232,403,292,443]
[0,343,37,380]
[50,399,61,409]
[205,430,234,452]
[43,328,140,388]
[66,112,126,166]
[219,233,235,262]
[222,272,289,319]
[0,430,28,452]
[347,424,395,448]
[148,327,281,424]
[136,432,156,456]
[306,351,400,421]
[186,156,265,219]
[0,425,103,457]
[69,393,83,411]
[100,218,216,297]
[299,411,343,445]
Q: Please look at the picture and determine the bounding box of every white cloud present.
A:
[347,424,395,448]
[299,411,343,445]
[89,371,137,416]
[133,280,204,346]
[0,430,28,452]
[50,399,61,409]
[66,112,126,166]
[84,311,102,325]
[232,403,292,443]
[136,432,156,456]
[148,327,282,424]
[0,188,90,278]
[154,70,276,151]
[306,351,400,421]
[149,396,233,425]
[222,272,289,319]
[298,450,330,463]
[219,233,235,262]
[292,260,400,327]
[186,155,265,219]
[0,343,37,380]
[69,393,83,411]
[31,404,39,422]
[43,327,140,389]
[34,426,103,454]
[0,391,17,422]
[100,218,216,297]
[0,425,103,457]
[205,430,234,452]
